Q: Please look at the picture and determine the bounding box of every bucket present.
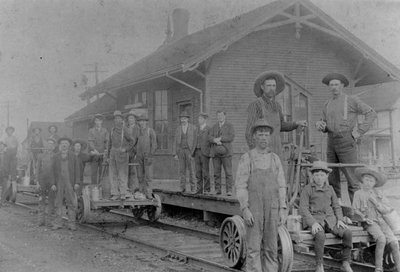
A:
[91,185,100,201]
[383,210,400,234]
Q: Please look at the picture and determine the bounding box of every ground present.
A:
[0,205,202,272]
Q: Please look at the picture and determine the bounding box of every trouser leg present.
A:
[336,135,359,201]
[245,208,263,272]
[261,202,279,271]
[185,149,195,191]
[314,230,326,264]
[178,149,187,191]
[37,189,46,225]
[213,158,222,194]
[327,137,341,198]
[1,177,10,204]
[117,156,128,196]
[109,151,119,196]
[91,161,99,184]
[194,149,203,192]
[202,155,210,193]
[64,184,78,229]
[389,241,400,272]
[143,155,152,198]
[136,154,145,193]
[331,225,353,262]
[221,156,233,194]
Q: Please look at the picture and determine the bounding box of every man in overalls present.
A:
[135,114,157,199]
[236,119,287,272]
[316,73,376,201]
[36,138,57,226]
[107,110,136,200]
[125,110,140,192]
[246,71,307,157]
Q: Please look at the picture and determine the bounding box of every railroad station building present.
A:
[68,0,400,180]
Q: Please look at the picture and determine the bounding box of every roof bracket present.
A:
[166,72,203,111]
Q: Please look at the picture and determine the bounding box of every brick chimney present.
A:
[171,8,189,41]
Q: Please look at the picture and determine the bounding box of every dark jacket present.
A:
[196,125,211,157]
[75,152,91,183]
[299,182,343,230]
[52,151,80,187]
[173,123,197,156]
[208,121,235,158]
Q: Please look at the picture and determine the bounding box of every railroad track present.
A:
[14,196,377,272]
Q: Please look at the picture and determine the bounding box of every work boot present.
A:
[315,263,324,272]
[341,261,353,272]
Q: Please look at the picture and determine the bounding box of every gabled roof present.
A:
[81,0,400,99]
[65,94,117,122]
[354,81,400,112]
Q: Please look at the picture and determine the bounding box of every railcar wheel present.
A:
[147,194,161,222]
[10,180,17,203]
[132,207,144,219]
[278,225,294,272]
[383,242,400,272]
[219,215,246,269]
[76,191,90,223]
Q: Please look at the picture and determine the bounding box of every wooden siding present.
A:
[206,24,355,155]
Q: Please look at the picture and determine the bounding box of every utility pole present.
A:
[84,62,108,99]
[0,100,16,128]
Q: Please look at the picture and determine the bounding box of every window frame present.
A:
[153,90,169,153]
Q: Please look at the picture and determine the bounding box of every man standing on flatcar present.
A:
[88,114,109,185]
[236,119,287,272]
[193,112,211,194]
[173,111,197,193]
[125,110,140,192]
[316,73,376,202]
[246,71,307,157]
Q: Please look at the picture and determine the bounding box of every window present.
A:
[154,90,168,150]
[276,78,310,147]
[129,91,147,107]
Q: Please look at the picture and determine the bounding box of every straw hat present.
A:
[253,70,286,97]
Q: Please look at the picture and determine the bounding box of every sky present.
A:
[0,0,399,140]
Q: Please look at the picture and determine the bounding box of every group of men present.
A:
[236,70,383,272]
[173,110,235,196]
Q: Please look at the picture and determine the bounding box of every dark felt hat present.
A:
[57,137,73,145]
[214,145,227,156]
[32,127,42,133]
[72,139,88,150]
[253,70,286,97]
[48,125,58,133]
[310,161,332,173]
[199,112,209,118]
[5,126,15,133]
[179,111,190,118]
[136,114,149,121]
[113,110,123,118]
[126,110,137,119]
[250,119,274,135]
[322,73,349,87]
[93,113,104,120]
[355,167,387,188]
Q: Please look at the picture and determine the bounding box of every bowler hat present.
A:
[72,139,88,151]
[251,119,274,135]
[113,110,123,118]
[48,125,58,133]
[32,127,42,133]
[214,145,227,156]
[5,126,15,133]
[253,71,286,97]
[322,73,349,87]
[310,161,332,173]
[355,167,387,188]
[136,114,149,121]
[57,137,72,145]
[93,113,104,120]
[179,111,190,118]
[199,112,209,118]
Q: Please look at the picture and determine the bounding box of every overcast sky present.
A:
[0,0,399,139]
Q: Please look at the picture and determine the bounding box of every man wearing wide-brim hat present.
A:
[88,113,109,185]
[316,72,377,202]
[173,111,197,193]
[352,167,400,272]
[246,70,307,156]
[106,110,137,200]
[236,118,287,272]
[125,110,140,192]
[135,113,157,199]
[300,160,353,272]
[3,125,18,183]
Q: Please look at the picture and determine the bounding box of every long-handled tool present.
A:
[288,127,305,209]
